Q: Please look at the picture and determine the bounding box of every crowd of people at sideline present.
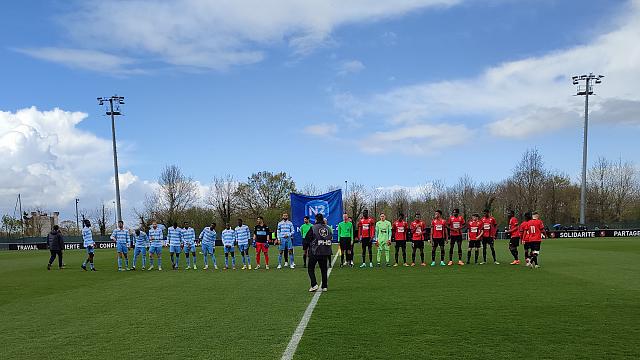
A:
[47,209,545,278]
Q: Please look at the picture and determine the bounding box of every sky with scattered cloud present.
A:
[0,0,638,223]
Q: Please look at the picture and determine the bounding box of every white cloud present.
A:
[336,0,640,139]
[303,123,339,136]
[360,123,473,154]
[20,0,462,72]
[338,59,365,75]
[13,48,144,75]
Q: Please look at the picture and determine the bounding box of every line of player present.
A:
[336,208,545,269]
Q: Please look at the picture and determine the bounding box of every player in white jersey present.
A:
[167,222,183,270]
[277,213,296,269]
[199,222,218,270]
[221,223,236,270]
[132,229,149,270]
[147,221,163,270]
[235,218,252,270]
[81,219,96,271]
[110,221,131,271]
[182,221,197,270]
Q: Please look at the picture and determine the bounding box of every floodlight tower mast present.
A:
[97,95,125,223]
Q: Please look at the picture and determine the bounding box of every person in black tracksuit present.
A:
[304,214,333,292]
[47,225,65,270]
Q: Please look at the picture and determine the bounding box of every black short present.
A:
[469,240,481,248]
[450,235,463,244]
[339,237,351,251]
[361,237,372,247]
[432,238,445,247]
[481,237,494,245]
[412,240,424,249]
[509,237,520,248]
[302,241,309,250]
[395,240,407,249]
[528,242,541,252]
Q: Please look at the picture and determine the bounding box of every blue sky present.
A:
[1,0,639,221]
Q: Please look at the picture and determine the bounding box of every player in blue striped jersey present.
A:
[182,221,197,270]
[81,219,96,271]
[147,221,163,270]
[199,223,218,270]
[221,223,236,270]
[110,221,131,271]
[235,219,252,270]
[277,213,296,269]
[132,229,149,270]
[168,223,183,270]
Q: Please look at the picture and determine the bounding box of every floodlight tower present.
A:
[572,73,604,226]
[97,95,125,223]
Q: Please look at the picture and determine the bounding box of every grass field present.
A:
[1,238,639,359]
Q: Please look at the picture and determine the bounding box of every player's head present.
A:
[256,216,264,225]
[524,212,532,221]
[398,212,404,220]
[363,209,369,218]
[348,216,353,222]
[53,224,59,232]
[508,210,515,218]
[83,219,91,228]
[303,216,310,224]
[415,212,421,220]
[118,220,124,229]
[472,213,479,220]
[434,210,442,218]
[152,220,157,229]
[210,222,216,229]
[452,208,459,216]
[315,213,324,224]
[282,213,289,221]
[225,222,231,229]
[379,213,385,221]
[172,222,178,228]
[532,211,539,220]
[483,209,490,217]
[343,213,348,221]
[237,218,243,226]
[135,229,141,236]
[183,221,189,229]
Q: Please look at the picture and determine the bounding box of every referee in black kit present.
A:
[304,214,333,292]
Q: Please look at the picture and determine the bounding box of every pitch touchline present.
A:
[281,252,339,360]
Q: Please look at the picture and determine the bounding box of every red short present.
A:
[256,242,268,254]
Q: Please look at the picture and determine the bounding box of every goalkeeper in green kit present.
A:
[375,213,392,267]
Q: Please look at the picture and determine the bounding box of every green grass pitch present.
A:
[1,238,639,359]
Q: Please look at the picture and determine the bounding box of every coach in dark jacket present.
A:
[304,214,333,292]
[47,225,64,270]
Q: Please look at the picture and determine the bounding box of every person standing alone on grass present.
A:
[182,221,197,270]
[375,213,392,267]
[199,222,218,270]
[111,221,130,271]
[305,214,333,292]
[277,213,296,269]
[47,225,64,270]
[466,214,482,264]
[358,209,376,268]
[148,221,163,271]
[253,216,271,270]
[430,210,447,266]
[506,210,521,265]
[479,209,499,265]
[338,213,353,267]
[168,222,182,270]
[236,219,252,270]
[447,208,466,266]
[131,229,148,270]
[300,216,313,267]
[410,212,427,266]
[392,213,409,267]
[81,219,96,271]
[222,223,236,270]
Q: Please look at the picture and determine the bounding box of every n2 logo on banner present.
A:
[306,200,330,221]
[290,189,343,246]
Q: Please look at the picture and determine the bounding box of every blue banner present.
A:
[290,189,343,245]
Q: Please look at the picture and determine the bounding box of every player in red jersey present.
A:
[410,212,427,266]
[392,213,409,267]
[357,209,376,268]
[506,210,521,265]
[522,211,545,268]
[520,212,532,265]
[479,209,499,265]
[447,208,466,266]
[466,214,482,264]
[430,210,447,266]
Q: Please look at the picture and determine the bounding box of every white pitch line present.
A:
[281,252,339,360]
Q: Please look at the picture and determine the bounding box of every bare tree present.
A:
[235,171,296,216]
[153,165,200,224]
[206,175,237,225]
[389,189,410,218]
[510,148,547,213]
[346,182,369,220]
